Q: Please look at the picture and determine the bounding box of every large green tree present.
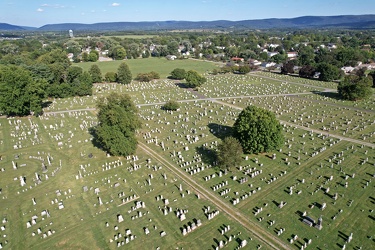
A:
[89,64,102,83]
[316,62,341,82]
[216,136,243,171]
[0,65,46,116]
[109,45,127,60]
[185,70,206,88]
[162,100,180,111]
[233,105,284,154]
[281,60,295,75]
[95,93,141,156]
[299,65,316,78]
[170,68,186,80]
[105,72,117,82]
[117,62,132,84]
[338,75,372,101]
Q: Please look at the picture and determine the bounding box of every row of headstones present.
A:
[26,211,51,229]
[127,163,142,172]
[289,235,312,248]
[181,219,202,235]
[204,173,218,181]
[215,235,248,250]
[202,74,307,97]
[253,203,267,216]
[118,194,139,206]
[179,156,202,168]
[43,97,93,111]
[188,165,208,175]
[206,210,219,220]
[100,161,123,172]
[176,208,188,221]
[32,228,55,239]
[9,119,39,138]
[231,187,261,206]
[0,217,7,248]
[110,230,135,242]
[113,234,137,246]
[212,180,228,191]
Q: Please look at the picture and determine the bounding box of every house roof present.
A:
[231,57,244,61]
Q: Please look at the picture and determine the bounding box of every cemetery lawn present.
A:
[0,71,374,250]
[74,57,218,78]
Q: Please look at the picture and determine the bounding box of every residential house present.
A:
[261,62,276,68]
[231,57,244,62]
[248,59,261,66]
[287,52,298,59]
[166,55,177,60]
[268,44,280,49]
[341,66,355,74]
[67,53,74,62]
[267,51,279,58]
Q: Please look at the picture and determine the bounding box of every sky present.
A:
[1,0,374,27]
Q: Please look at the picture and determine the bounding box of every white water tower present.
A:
[69,30,74,38]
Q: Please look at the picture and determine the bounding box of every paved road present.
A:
[138,142,291,250]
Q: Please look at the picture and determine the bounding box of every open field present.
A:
[0,65,374,250]
[74,57,219,78]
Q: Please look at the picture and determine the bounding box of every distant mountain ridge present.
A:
[1,15,375,31]
[0,23,27,31]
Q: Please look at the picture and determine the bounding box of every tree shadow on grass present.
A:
[88,126,105,151]
[196,145,216,166]
[207,123,233,140]
[311,90,341,100]
[174,81,188,88]
[42,100,53,108]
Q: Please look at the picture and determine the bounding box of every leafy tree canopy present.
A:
[105,72,117,82]
[117,62,132,84]
[89,64,102,83]
[281,60,295,75]
[338,75,372,101]
[237,65,251,74]
[0,65,46,116]
[299,65,316,78]
[170,68,186,80]
[233,105,284,154]
[162,100,180,111]
[316,62,341,82]
[95,93,141,156]
[216,136,243,171]
[185,70,206,88]
[135,71,160,82]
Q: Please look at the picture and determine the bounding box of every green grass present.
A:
[74,57,219,78]
[1,71,374,249]
[221,95,375,143]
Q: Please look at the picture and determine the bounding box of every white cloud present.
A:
[111,3,120,7]
[37,8,44,12]
[41,4,65,8]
